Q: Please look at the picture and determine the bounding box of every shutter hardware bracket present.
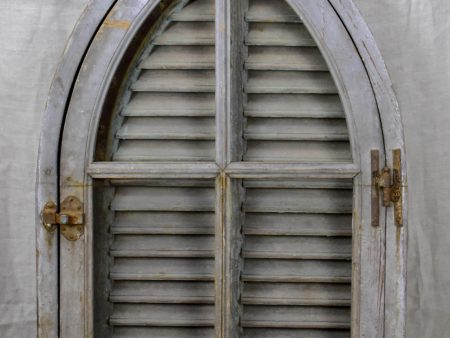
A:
[41,196,84,241]
[371,149,403,227]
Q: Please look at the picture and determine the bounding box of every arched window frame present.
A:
[36,1,407,337]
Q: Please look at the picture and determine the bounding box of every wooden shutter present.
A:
[93,1,218,337]
[93,0,353,337]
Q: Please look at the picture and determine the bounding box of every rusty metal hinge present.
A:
[41,196,85,241]
[371,149,403,227]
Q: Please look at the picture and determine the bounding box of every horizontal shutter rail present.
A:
[226,162,358,179]
[88,162,357,179]
[88,162,220,179]
[109,179,215,187]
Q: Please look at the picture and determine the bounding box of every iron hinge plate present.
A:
[371,149,403,227]
[41,196,85,241]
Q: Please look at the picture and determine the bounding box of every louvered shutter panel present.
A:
[240,180,352,337]
[239,1,352,337]
[114,0,216,162]
[105,180,217,338]
[93,0,354,337]
[94,1,218,337]
[243,0,350,162]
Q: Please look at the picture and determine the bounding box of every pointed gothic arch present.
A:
[36,1,407,337]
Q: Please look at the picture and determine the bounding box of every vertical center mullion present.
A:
[215,0,229,168]
[216,0,246,336]
[216,0,245,169]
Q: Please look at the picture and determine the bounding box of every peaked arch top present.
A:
[100,0,351,164]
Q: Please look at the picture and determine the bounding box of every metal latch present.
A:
[41,196,85,241]
[371,149,403,227]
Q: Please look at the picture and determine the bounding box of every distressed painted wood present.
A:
[327,2,408,336]
[88,162,219,179]
[37,0,407,337]
[59,1,175,336]
[226,162,359,179]
[286,1,386,337]
[35,1,116,337]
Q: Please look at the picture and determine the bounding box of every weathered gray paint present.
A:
[37,1,405,336]
[327,2,408,336]
[35,1,116,337]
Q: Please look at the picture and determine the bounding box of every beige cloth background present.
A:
[0,0,449,336]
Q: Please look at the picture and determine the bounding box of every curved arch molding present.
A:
[36,1,407,337]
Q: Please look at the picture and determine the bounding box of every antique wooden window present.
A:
[37,0,407,337]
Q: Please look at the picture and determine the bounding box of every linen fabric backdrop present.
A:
[0,0,449,337]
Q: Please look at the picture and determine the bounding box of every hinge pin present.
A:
[371,149,403,227]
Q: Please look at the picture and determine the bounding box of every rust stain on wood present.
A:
[103,19,131,30]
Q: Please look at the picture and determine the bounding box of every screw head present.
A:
[60,214,70,225]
